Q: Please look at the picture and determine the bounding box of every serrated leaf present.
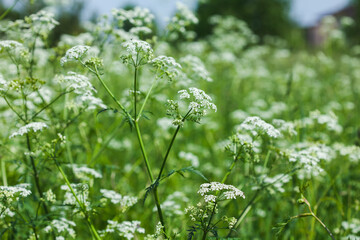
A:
[143,179,159,204]
[177,166,209,182]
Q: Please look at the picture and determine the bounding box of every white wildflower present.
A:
[151,55,182,82]
[44,218,76,238]
[60,45,90,66]
[0,40,24,51]
[129,26,152,36]
[112,7,154,28]
[57,72,95,94]
[166,2,198,40]
[121,39,153,65]
[153,191,189,216]
[26,10,59,38]
[9,122,48,138]
[237,116,281,138]
[333,143,360,163]
[180,55,212,82]
[61,183,89,208]
[198,182,245,202]
[68,165,102,183]
[272,119,297,136]
[102,220,145,240]
[100,189,137,209]
[179,151,199,167]
[44,189,56,203]
[0,184,31,204]
[167,87,216,126]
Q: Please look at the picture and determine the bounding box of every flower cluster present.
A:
[0,40,24,52]
[151,55,182,82]
[60,45,90,66]
[144,222,164,240]
[61,183,90,209]
[100,189,137,211]
[198,182,245,202]
[112,7,154,30]
[101,220,145,239]
[272,119,297,136]
[179,151,200,167]
[299,110,343,133]
[9,122,48,139]
[43,218,76,239]
[166,2,198,41]
[25,10,59,39]
[180,55,213,82]
[57,72,95,94]
[120,39,153,65]
[167,87,217,126]
[70,165,103,181]
[0,184,31,205]
[237,116,281,138]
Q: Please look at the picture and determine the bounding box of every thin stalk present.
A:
[91,65,132,121]
[134,122,154,181]
[0,0,20,20]
[1,157,7,186]
[134,66,138,118]
[31,91,71,120]
[156,125,180,180]
[25,133,49,215]
[156,108,192,182]
[202,202,218,240]
[220,148,241,185]
[137,79,157,121]
[3,95,26,123]
[303,197,335,240]
[54,159,102,240]
[12,207,39,240]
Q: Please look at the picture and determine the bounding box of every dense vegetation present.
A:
[0,2,359,240]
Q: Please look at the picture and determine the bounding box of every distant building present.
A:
[305,4,356,46]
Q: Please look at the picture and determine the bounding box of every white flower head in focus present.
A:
[9,122,48,139]
[198,182,245,203]
[60,45,90,66]
[120,39,153,66]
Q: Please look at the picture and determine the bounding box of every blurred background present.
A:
[0,0,359,48]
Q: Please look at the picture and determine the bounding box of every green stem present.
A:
[134,121,154,181]
[156,125,181,180]
[25,133,49,215]
[31,91,71,120]
[303,197,335,240]
[54,159,102,240]
[156,108,192,181]
[3,95,26,123]
[137,79,157,121]
[1,157,7,186]
[134,66,138,118]
[91,65,132,121]
[0,0,20,20]
[202,202,218,240]
[12,207,39,240]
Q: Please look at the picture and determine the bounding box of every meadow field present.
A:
[0,3,359,239]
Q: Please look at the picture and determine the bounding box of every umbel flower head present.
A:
[151,55,182,82]
[198,182,245,203]
[60,45,90,66]
[9,122,48,139]
[237,116,281,138]
[120,39,153,66]
[167,87,217,126]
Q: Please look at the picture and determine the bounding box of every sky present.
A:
[5,0,352,27]
[81,0,351,27]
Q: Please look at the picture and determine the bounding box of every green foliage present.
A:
[0,3,359,240]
